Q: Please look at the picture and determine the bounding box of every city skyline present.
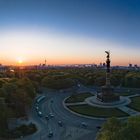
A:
[0,0,140,66]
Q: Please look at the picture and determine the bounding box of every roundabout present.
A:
[23,52,140,140]
[63,52,140,119]
[23,86,140,140]
[64,92,140,119]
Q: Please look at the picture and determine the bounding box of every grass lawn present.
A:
[67,104,129,118]
[65,92,93,103]
[128,96,140,111]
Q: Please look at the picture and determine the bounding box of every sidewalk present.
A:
[65,102,86,106]
[118,106,140,116]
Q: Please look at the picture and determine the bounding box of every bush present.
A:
[42,76,75,89]
[10,123,37,138]
[97,116,140,140]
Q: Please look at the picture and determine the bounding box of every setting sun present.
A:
[18,59,23,64]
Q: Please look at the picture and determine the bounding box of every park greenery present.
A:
[67,105,128,118]
[0,77,36,137]
[65,92,93,103]
[42,75,75,89]
[27,68,140,88]
[9,123,37,138]
[0,67,140,137]
[0,68,140,89]
[97,116,140,140]
[128,96,140,111]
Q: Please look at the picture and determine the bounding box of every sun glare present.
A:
[18,59,23,64]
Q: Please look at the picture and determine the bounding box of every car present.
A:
[81,122,87,128]
[45,115,49,120]
[48,131,53,137]
[96,126,101,129]
[49,113,54,118]
[35,106,39,111]
[77,84,81,87]
[58,121,63,127]
[38,111,42,117]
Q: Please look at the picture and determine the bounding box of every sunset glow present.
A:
[0,29,139,66]
[0,0,139,66]
[18,59,23,64]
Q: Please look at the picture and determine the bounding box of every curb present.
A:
[63,97,130,121]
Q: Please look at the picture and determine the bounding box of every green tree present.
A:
[97,117,122,140]
[42,75,75,89]
[0,102,8,136]
[97,116,140,140]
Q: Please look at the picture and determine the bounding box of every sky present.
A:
[0,0,140,66]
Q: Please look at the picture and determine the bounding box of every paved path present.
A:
[118,106,140,116]
[65,102,86,106]
[127,94,140,98]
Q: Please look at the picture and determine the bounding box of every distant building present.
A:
[103,63,106,67]
[0,65,9,72]
[129,63,132,68]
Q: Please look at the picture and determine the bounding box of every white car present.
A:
[49,113,54,118]
[38,111,42,117]
[35,106,39,111]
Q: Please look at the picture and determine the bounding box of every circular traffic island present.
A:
[64,92,140,119]
[65,92,93,103]
[127,96,140,112]
[67,104,128,118]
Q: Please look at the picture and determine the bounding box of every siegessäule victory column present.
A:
[97,51,120,102]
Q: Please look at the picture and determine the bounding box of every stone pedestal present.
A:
[97,85,120,102]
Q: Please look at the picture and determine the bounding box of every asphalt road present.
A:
[21,86,104,140]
